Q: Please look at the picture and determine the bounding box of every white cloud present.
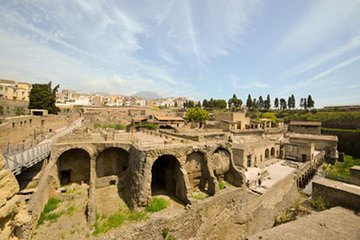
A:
[281,35,360,79]
[273,0,360,58]
[0,1,197,97]
[230,74,269,90]
[277,55,360,96]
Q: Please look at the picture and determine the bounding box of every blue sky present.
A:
[0,0,360,107]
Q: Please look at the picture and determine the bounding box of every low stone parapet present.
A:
[312,178,360,211]
[349,166,360,186]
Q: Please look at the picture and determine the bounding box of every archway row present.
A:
[57,147,129,186]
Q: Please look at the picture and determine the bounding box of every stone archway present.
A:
[96,147,129,178]
[212,148,231,180]
[265,148,270,159]
[186,152,208,190]
[151,155,187,203]
[271,147,275,158]
[58,148,90,185]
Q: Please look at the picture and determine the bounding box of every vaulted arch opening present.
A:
[96,147,129,178]
[271,147,275,158]
[58,148,90,185]
[265,148,270,159]
[151,155,187,203]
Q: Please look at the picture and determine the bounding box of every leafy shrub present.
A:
[324,155,360,181]
[310,196,327,211]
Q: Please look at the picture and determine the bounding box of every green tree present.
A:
[246,94,252,110]
[287,96,292,110]
[291,94,296,109]
[307,95,314,108]
[183,100,195,109]
[252,98,258,110]
[202,99,209,108]
[29,82,60,114]
[214,99,227,109]
[228,94,243,111]
[262,112,277,125]
[264,94,271,110]
[185,108,209,122]
[280,98,287,110]
[258,96,264,109]
[274,98,279,109]
[15,107,25,116]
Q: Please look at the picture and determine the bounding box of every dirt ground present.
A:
[31,184,90,240]
[32,184,186,240]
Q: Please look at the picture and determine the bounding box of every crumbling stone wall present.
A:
[349,166,360,186]
[312,178,360,211]
[0,115,68,153]
[0,154,29,240]
[185,152,207,188]
[96,171,299,240]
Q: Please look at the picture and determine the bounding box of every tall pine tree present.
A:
[246,94,253,110]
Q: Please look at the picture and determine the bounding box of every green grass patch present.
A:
[190,190,208,200]
[218,180,233,190]
[324,155,360,181]
[218,181,226,190]
[66,205,76,216]
[145,197,168,212]
[93,208,148,236]
[93,198,169,236]
[37,198,62,227]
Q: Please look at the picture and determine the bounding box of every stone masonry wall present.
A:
[97,169,299,240]
[0,154,29,240]
[349,166,360,186]
[0,115,67,153]
[312,178,360,211]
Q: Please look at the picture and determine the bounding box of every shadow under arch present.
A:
[270,147,275,158]
[58,148,91,185]
[151,154,188,204]
[96,147,129,178]
[265,148,270,159]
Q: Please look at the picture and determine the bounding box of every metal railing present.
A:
[3,118,83,175]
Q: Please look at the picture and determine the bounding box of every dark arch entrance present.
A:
[186,152,208,190]
[265,148,270,159]
[271,147,275,158]
[96,147,129,178]
[58,148,90,185]
[151,155,187,203]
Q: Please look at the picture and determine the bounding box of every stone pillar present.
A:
[87,156,96,226]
